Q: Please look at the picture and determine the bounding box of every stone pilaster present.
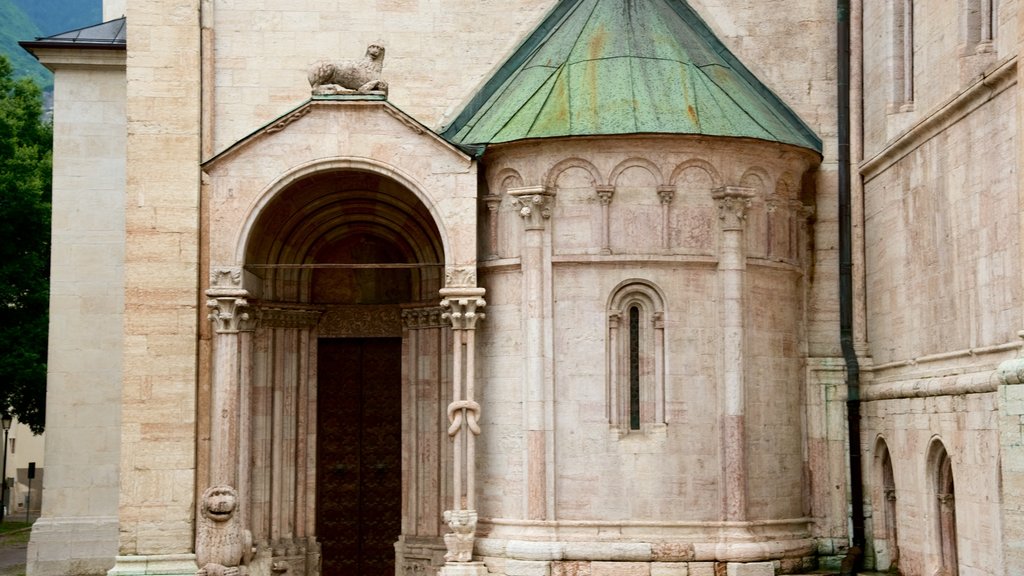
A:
[712,186,754,522]
[439,287,487,576]
[509,185,554,521]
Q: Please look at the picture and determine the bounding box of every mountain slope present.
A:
[0,0,48,89]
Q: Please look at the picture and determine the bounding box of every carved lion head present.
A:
[201,484,238,523]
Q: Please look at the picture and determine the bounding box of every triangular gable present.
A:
[205,96,473,169]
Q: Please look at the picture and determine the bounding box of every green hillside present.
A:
[0,0,48,90]
[0,0,104,91]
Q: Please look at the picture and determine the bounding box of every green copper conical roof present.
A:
[441,0,821,153]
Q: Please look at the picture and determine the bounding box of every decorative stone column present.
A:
[712,187,754,522]
[658,184,675,250]
[439,269,487,576]
[200,266,256,575]
[484,195,502,260]
[509,186,553,521]
[596,185,614,255]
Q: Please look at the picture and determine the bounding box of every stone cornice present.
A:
[861,55,1016,182]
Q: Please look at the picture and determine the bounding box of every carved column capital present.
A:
[508,185,553,230]
[596,185,615,206]
[440,288,487,330]
[608,311,622,329]
[207,266,254,333]
[712,186,756,230]
[483,195,501,212]
[657,185,675,205]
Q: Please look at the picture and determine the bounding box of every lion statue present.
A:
[308,43,388,96]
[196,485,254,576]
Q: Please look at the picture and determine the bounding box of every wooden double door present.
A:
[316,338,402,575]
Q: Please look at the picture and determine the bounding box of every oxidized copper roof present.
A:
[442,0,821,153]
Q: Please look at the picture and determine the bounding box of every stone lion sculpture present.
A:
[308,43,388,96]
[196,485,254,576]
[442,509,477,562]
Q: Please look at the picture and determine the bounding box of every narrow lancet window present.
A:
[629,305,641,430]
[607,280,667,434]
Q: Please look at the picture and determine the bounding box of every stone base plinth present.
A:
[438,561,489,576]
[107,554,197,575]
[27,516,118,576]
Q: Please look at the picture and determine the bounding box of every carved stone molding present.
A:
[318,305,402,338]
[445,266,478,289]
[508,186,553,230]
[260,307,323,329]
[401,307,447,329]
[712,186,756,230]
[210,266,244,290]
[440,290,487,331]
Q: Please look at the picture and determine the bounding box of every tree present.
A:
[0,55,51,434]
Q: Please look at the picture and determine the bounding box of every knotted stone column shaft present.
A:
[440,287,486,571]
[712,187,754,522]
[510,186,553,520]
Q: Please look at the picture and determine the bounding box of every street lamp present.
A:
[1,415,11,524]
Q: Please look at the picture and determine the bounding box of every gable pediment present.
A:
[204,96,472,172]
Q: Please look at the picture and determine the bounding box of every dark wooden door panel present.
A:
[317,338,402,575]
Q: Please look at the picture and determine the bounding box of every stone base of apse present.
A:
[438,561,489,576]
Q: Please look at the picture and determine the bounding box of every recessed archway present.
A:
[242,168,449,575]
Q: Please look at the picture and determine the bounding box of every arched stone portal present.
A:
[199,99,484,576]
[240,169,451,575]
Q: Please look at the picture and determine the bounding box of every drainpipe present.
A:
[837,0,865,572]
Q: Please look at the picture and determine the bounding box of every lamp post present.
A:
[1,415,11,524]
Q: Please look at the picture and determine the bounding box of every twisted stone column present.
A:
[712,187,754,522]
[439,281,487,576]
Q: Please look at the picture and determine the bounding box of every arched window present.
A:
[607,281,666,434]
[928,439,959,576]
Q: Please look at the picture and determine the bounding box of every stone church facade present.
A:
[18,0,1024,575]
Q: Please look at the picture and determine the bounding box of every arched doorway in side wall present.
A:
[243,169,448,575]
